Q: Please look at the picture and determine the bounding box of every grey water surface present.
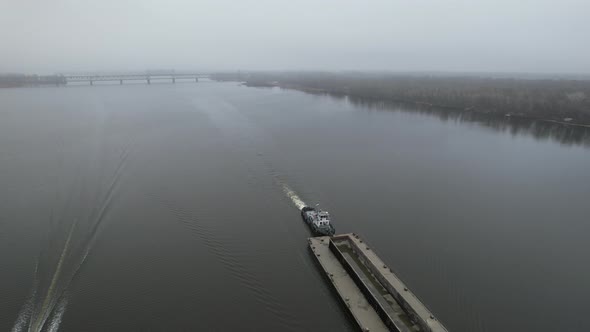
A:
[1,81,589,332]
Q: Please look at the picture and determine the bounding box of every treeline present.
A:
[0,74,66,88]
[212,72,590,125]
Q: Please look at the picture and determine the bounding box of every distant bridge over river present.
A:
[63,73,209,85]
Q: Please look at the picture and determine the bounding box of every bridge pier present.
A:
[147,78,151,84]
[172,77,175,83]
[90,80,93,86]
[195,77,198,82]
[120,79,123,85]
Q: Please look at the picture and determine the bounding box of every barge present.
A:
[309,233,448,332]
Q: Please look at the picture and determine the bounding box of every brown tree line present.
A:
[0,74,66,88]
[212,72,590,125]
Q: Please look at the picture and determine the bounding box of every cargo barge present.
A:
[309,233,448,332]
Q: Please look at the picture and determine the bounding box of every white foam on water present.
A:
[11,260,39,332]
[11,311,27,332]
[46,296,68,332]
[29,218,77,332]
[281,184,307,210]
[11,291,34,332]
[13,135,131,332]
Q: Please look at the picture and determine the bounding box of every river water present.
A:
[1,81,589,332]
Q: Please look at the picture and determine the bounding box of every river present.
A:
[1,81,589,331]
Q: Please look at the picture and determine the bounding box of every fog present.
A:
[1,0,589,74]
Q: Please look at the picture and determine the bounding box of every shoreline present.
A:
[242,81,590,128]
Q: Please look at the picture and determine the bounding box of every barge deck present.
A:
[309,233,448,332]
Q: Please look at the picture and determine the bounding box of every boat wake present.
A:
[280,183,307,211]
[11,260,39,332]
[28,218,78,332]
[150,193,303,331]
[46,296,67,332]
[12,142,132,332]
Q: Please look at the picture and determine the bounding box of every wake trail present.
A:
[11,260,39,332]
[49,144,133,322]
[17,143,133,332]
[278,181,307,211]
[56,144,132,303]
[29,218,78,332]
[83,146,131,255]
[46,296,68,332]
[254,147,308,212]
[152,195,303,332]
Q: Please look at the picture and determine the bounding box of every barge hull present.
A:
[309,233,449,332]
[309,236,389,332]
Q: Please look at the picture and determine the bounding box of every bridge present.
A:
[63,73,209,85]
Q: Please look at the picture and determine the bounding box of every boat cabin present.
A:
[314,210,331,227]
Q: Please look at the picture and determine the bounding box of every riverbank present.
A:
[213,72,590,127]
[0,74,66,88]
[257,81,590,129]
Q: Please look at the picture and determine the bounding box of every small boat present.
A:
[301,205,335,236]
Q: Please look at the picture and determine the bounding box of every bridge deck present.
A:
[63,73,208,84]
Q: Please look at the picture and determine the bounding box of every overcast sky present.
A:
[1,0,589,74]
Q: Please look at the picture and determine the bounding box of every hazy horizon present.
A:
[2,0,589,74]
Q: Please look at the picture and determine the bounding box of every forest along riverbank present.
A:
[212,72,590,127]
[0,74,66,88]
